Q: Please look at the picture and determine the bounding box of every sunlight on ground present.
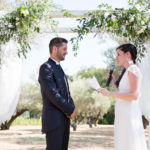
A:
[0,125,148,150]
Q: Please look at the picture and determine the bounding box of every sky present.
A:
[10,0,129,83]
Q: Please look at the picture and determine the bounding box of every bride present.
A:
[99,43,147,150]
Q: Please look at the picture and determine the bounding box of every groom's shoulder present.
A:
[39,60,53,72]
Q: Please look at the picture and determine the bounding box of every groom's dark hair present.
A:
[49,37,68,54]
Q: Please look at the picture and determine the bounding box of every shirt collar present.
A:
[50,58,60,65]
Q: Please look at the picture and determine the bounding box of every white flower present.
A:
[5,22,8,26]
[133,25,137,30]
[8,24,14,28]
[16,22,20,26]
[24,10,29,16]
[104,12,110,18]
[137,29,144,35]
[129,17,134,23]
[135,4,141,10]
[111,15,116,21]
[117,12,122,16]
[122,30,126,34]
[141,21,145,25]
[125,20,129,25]
[21,9,29,16]
[98,19,101,24]
[142,26,147,30]
[16,17,19,21]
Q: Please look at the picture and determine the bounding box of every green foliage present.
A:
[90,91,111,116]
[69,76,111,124]
[18,80,42,117]
[12,117,41,125]
[61,9,76,18]
[71,1,150,61]
[103,47,123,79]
[29,110,41,118]
[76,66,117,92]
[0,0,78,65]
[69,77,93,113]
[0,0,58,64]
[76,67,108,88]
[128,0,150,8]
[99,102,115,124]
[75,66,117,125]
[99,118,108,124]
[103,48,117,67]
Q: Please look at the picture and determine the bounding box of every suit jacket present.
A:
[38,58,75,133]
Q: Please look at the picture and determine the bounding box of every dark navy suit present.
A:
[38,58,75,150]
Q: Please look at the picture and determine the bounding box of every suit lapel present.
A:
[48,58,70,100]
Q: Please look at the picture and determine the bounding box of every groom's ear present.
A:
[53,46,57,54]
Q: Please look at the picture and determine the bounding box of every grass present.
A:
[12,117,41,126]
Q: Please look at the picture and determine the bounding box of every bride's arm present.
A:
[99,71,140,101]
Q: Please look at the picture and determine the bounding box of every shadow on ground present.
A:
[0,125,148,150]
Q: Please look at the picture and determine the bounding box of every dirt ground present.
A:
[0,125,148,150]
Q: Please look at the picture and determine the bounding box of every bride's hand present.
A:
[98,88,111,97]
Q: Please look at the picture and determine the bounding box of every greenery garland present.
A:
[0,0,74,65]
[0,0,149,64]
[71,2,150,60]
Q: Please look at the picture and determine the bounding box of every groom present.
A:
[38,37,77,150]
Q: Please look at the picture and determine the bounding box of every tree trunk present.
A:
[0,109,28,130]
[142,115,149,129]
[88,117,92,128]
[94,113,101,127]
[71,116,78,131]
[94,118,99,126]
[71,123,77,131]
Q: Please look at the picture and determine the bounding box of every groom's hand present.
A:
[68,109,78,119]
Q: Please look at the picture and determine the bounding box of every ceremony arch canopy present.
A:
[0,0,150,148]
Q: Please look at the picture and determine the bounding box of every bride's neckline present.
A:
[125,64,135,70]
[123,64,136,74]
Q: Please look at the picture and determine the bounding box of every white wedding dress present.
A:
[114,64,148,150]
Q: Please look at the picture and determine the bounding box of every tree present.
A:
[76,67,109,88]
[18,81,42,118]
[103,47,124,78]
[90,91,111,126]
[0,79,42,130]
[69,76,111,130]
[99,101,115,124]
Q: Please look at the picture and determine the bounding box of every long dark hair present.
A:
[115,43,137,87]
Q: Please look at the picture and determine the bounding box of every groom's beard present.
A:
[57,53,66,61]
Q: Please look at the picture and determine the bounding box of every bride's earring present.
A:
[126,57,133,65]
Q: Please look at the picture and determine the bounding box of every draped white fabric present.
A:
[149,125,150,149]
[0,40,22,125]
[139,40,150,149]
